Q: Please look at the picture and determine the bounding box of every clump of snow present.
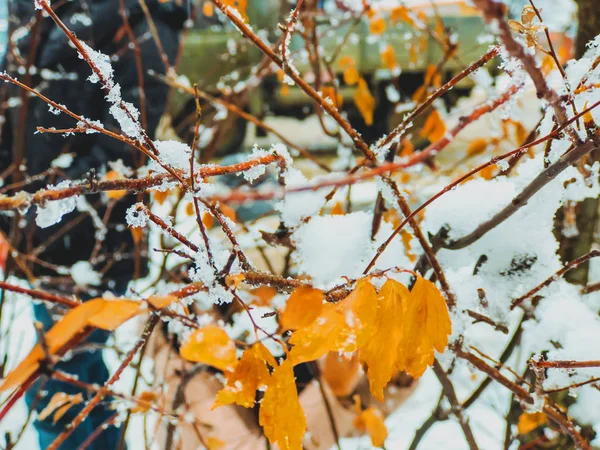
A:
[125,203,148,228]
[35,181,78,228]
[50,153,74,169]
[153,140,192,172]
[71,260,102,286]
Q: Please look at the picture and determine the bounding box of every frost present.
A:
[35,181,78,228]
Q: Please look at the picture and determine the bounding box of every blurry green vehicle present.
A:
[169,0,492,155]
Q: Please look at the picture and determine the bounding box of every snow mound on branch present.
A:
[35,181,78,228]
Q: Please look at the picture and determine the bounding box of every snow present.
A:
[125,203,149,228]
[70,260,102,286]
[35,181,78,228]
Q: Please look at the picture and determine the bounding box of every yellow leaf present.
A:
[420,109,447,142]
[180,325,237,372]
[0,300,104,391]
[214,343,276,408]
[105,170,126,200]
[359,279,408,400]
[399,140,415,157]
[219,204,237,223]
[354,78,375,126]
[38,392,83,423]
[322,86,343,108]
[369,17,386,35]
[401,230,416,263]
[517,411,546,435]
[343,67,360,86]
[381,45,397,71]
[401,277,451,378]
[280,286,324,331]
[202,211,214,229]
[259,360,306,450]
[131,391,158,413]
[86,300,142,331]
[354,406,388,447]
[466,138,489,157]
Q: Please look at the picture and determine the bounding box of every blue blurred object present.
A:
[25,280,129,450]
[0,1,6,61]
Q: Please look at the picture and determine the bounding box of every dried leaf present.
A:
[214,343,276,408]
[259,360,306,450]
[517,411,546,434]
[359,279,408,400]
[354,78,375,126]
[38,392,83,423]
[354,406,388,447]
[321,86,343,108]
[185,202,195,216]
[401,277,451,378]
[420,109,447,142]
[225,273,246,290]
[330,201,345,215]
[521,6,536,25]
[180,325,237,372]
[280,286,324,330]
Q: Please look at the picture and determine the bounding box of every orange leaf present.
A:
[381,45,397,71]
[354,406,388,447]
[148,295,178,309]
[131,390,158,413]
[105,170,126,200]
[330,201,345,215]
[86,299,142,331]
[390,5,415,27]
[38,392,83,423]
[343,67,360,86]
[280,286,324,331]
[401,230,416,263]
[359,279,408,400]
[202,1,214,16]
[401,277,451,378]
[180,325,237,372]
[338,55,355,69]
[185,202,195,216]
[420,109,447,142]
[466,138,489,157]
[202,211,215,229]
[288,279,376,364]
[354,78,375,126]
[517,411,546,434]
[219,204,237,223]
[130,226,143,244]
[259,360,306,450]
[399,140,415,157]
[0,300,104,391]
[369,17,386,35]
[225,273,246,289]
[322,352,361,397]
[251,286,278,306]
[321,86,343,109]
[214,342,276,408]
